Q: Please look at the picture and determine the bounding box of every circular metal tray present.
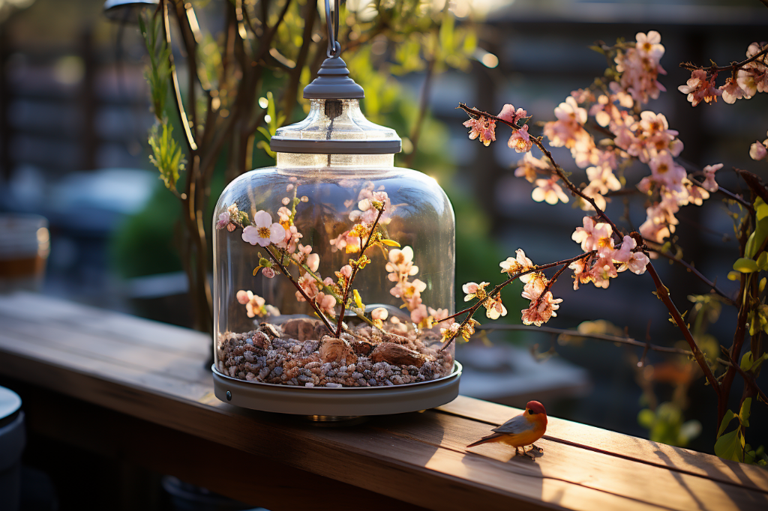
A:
[212,362,462,416]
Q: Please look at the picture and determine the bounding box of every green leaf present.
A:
[739,398,752,428]
[733,258,759,273]
[758,252,768,270]
[637,409,655,429]
[148,120,186,191]
[757,202,768,222]
[717,409,736,438]
[715,428,744,462]
[741,351,755,372]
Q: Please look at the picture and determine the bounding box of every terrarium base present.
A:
[212,362,462,417]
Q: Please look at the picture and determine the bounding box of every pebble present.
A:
[216,323,453,389]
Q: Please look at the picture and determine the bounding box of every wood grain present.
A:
[1,292,766,511]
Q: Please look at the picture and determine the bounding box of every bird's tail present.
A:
[466,433,503,448]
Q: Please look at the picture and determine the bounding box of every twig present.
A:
[160,0,197,153]
[474,323,693,356]
[646,246,737,306]
[458,103,623,240]
[336,207,385,336]
[439,251,596,352]
[645,261,721,394]
[680,44,767,73]
[263,246,336,335]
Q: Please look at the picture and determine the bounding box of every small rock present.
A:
[260,323,281,339]
[281,318,321,341]
[370,343,425,368]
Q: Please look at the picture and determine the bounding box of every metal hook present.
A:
[325,0,340,58]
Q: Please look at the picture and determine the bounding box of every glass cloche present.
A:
[211,54,460,416]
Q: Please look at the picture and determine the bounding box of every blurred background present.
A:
[1,1,767,504]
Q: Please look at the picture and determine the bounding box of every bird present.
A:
[466,401,548,460]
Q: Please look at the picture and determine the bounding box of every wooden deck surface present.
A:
[0,292,766,510]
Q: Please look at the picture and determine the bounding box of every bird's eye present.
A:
[528,409,535,415]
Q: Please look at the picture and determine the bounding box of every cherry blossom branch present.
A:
[680,44,767,73]
[475,324,693,356]
[336,206,386,336]
[458,103,623,240]
[645,260,721,395]
[439,251,596,352]
[645,246,738,306]
[263,245,336,335]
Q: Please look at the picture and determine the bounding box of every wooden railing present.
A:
[0,292,765,510]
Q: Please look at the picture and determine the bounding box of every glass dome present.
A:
[212,97,456,394]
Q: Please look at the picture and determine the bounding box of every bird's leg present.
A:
[522,446,537,461]
[515,447,521,457]
[530,444,544,453]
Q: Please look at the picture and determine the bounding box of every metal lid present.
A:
[303,55,365,100]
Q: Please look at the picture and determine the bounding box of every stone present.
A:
[369,342,425,368]
[281,318,321,341]
[319,336,358,365]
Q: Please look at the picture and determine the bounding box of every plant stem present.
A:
[680,44,767,73]
[646,246,738,306]
[263,246,336,335]
[645,261,721,394]
[336,207,385,336]
[475,324,694,356]
[439,251,595,351]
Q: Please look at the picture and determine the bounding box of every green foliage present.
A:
[148,120,186,192]
[714,398,767,465]
[139,11,172,121]
[256,91,285,158]
[637,402,702,448]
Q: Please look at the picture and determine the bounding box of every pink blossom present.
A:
[515,153,550,183]
[410,304,428,324]
[385,247,419,281]
[295,272,319,302]
[588,256,617,289]
[736,68,759,98]
[521,292,562,327]
[635,31,665,61]
[236,290,266,318]
[508,124,533,153]
[307,253,320,272]
[500,248,534,278]
[571,88,595,104]
[702,164,722,192]
[462,281,489,301]
[485,295,507,320]
[292,243,313,264]
[626,252,650,275]
[572,216,613,253]
[371,307,388,321]
[316,293,336,316]
[611,235,636,264]
[215,211,230,230]
[521,273,547,302]
[242,211,286,247]
[428,307,454,326]
[750,141,767,161]
[262,267,276,279]
[340,265,353,279]
[648,152,686,191]
[277,206,292,224]
[569,258,592,290]
[497,104,528,125]
[685,179,710,206]
[678,69,721,107]
[720,78,747,104]
[279,225,302,252]
[586,164,621,195]
[532,178,569,205]
[463,117,496,146]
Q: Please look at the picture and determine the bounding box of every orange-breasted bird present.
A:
[466,401,548,460]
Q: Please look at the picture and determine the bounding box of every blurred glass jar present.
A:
[0,214,50,293]
[212,96,456,390]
